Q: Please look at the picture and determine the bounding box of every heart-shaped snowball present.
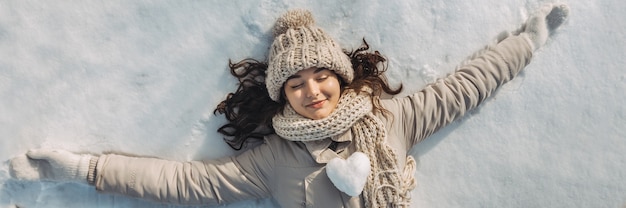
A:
[326,152,371,196]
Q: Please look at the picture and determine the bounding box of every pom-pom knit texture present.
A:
[266,9,353,101]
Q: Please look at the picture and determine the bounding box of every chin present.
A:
[307,114,325,120]
[310,110,332,120]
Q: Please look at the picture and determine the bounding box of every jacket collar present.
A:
[303,129,353,164]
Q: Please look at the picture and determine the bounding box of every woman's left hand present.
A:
[522,3,570,51]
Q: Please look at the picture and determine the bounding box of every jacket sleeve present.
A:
[93,140,275,205]
[382,34,534,151]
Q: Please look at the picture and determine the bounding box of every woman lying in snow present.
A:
[9,3,569,207]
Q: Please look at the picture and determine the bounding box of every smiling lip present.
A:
[306,100,326,109]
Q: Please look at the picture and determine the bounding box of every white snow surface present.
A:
[1,0,625,207]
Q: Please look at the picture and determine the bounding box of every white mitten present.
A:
[9,149,94,183]
[523,3,570,50]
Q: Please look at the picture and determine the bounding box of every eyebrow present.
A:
[286,68,327,80]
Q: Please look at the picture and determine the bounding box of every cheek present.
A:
[323,78,341,96]
[283,88,301,105]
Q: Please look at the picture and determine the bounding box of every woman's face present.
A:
[283,67,341,120]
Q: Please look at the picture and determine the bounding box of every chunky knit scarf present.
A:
[273,89,417,207]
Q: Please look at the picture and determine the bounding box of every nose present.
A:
[305,81,320,98]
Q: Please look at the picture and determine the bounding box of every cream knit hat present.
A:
[266,9,353,101]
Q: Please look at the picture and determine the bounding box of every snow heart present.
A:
[326,152,371,196]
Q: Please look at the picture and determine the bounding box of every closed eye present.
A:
[316,76,328,82]
[289,83,303,89]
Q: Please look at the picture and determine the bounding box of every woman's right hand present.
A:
[9,148,95,184]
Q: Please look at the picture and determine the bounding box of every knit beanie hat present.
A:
[266,9,354,101]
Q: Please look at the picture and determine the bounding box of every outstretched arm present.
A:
[10,143,276,205]
[384,3,570,149]
[93,146,274,205]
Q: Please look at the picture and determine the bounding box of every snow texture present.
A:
[1,0,625,207]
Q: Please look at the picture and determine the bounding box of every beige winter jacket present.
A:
[92,34,533,207]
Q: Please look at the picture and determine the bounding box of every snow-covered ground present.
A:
[1,0,624,207]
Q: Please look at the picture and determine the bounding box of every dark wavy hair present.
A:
[214,39,402,150]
